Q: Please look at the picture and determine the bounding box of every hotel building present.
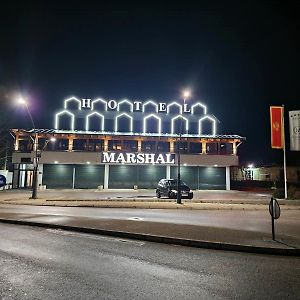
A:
[11,97,245,190]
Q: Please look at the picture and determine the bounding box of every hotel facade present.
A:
[11,97,245,190]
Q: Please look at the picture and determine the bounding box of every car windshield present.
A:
[168,179,186,187]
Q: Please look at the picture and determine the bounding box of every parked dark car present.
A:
[156,179,193,199]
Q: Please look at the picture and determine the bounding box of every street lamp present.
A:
[17,97,39,199]
[177,90,190,204]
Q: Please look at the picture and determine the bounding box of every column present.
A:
[226,166,231,191]
[14,133,19,151]
[201,141,207,154]
[233,142,237,155]
[137,140,142,152]
[170,141,174,153]
[166,165,171,179]
[33,135,38,151]
[104,164,109,189]
[104,139,108,151]
[68,137,74,151]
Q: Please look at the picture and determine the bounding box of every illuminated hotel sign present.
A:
[81,98,192,113]
[54,96,217,136]
[101,152,175,164]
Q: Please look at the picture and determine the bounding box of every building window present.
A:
[157,142,169,152]
[142,141,156,152]
[123,140,137,151]
[56,139,68,151]
[19,139,32,152]
[206,143,217,154]
[73,139,86,151]
[190,142,201,153]
[108,140,122,151]
[174,142,188,153]
[88,139,103,151]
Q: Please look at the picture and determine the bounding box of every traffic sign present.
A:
[269,197,281,240]
[0,175,6,188]
[269,198,280,219]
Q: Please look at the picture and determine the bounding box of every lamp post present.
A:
[18,97,39,199]
[177,90,190,204]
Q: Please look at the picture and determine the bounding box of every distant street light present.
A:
[177,90,190,204]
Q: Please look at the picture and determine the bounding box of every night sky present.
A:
[0,1,299,165]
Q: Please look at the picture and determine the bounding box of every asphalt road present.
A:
[0,205,299,238]
[0,223,299,299]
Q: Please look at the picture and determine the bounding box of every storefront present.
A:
[11,96,245,190]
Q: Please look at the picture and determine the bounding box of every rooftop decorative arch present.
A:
[143,114,162,134]
[55,110,75,130]
[64,97,81,110]
[115,112,133,132]
[117,99,133,112]
[85,112,105,131]
[171,115,189,134]
[167,101,182,114]
[142,100,159,113]
[91,98,107,111]
[191,102,207,115]
[198,115,216,136]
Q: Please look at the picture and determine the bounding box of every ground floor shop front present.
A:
[13,164,230,190]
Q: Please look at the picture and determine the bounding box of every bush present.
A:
[288,185,297,200]
[272,188,285,199]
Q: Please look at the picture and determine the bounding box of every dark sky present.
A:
[0,1,299,165]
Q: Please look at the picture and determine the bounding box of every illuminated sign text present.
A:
[101,152,175,164]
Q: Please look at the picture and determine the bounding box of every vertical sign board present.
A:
[270,106,284,149]
[289,110,300,151]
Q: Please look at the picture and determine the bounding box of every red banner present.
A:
[270,106,284,149]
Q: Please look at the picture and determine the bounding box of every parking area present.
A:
[0,188,273,202]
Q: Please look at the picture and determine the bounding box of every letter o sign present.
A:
[108,100,117,110]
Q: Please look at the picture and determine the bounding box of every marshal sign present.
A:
[101,152,175,164]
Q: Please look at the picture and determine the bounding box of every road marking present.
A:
[128,217,143,221]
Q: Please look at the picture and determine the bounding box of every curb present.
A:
[1,201,299,211]
[0,218,299,257]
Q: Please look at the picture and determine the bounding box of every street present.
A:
[0,223,299,299]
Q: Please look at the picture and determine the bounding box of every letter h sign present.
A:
[81,99,91,109]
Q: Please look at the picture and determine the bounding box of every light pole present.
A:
[177,90,190,204]
[18,97,39,199]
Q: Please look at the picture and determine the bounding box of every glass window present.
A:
[157,142,169,152]
[142,141,156,152]
[123,140,137,151]
[108,140,122,151]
